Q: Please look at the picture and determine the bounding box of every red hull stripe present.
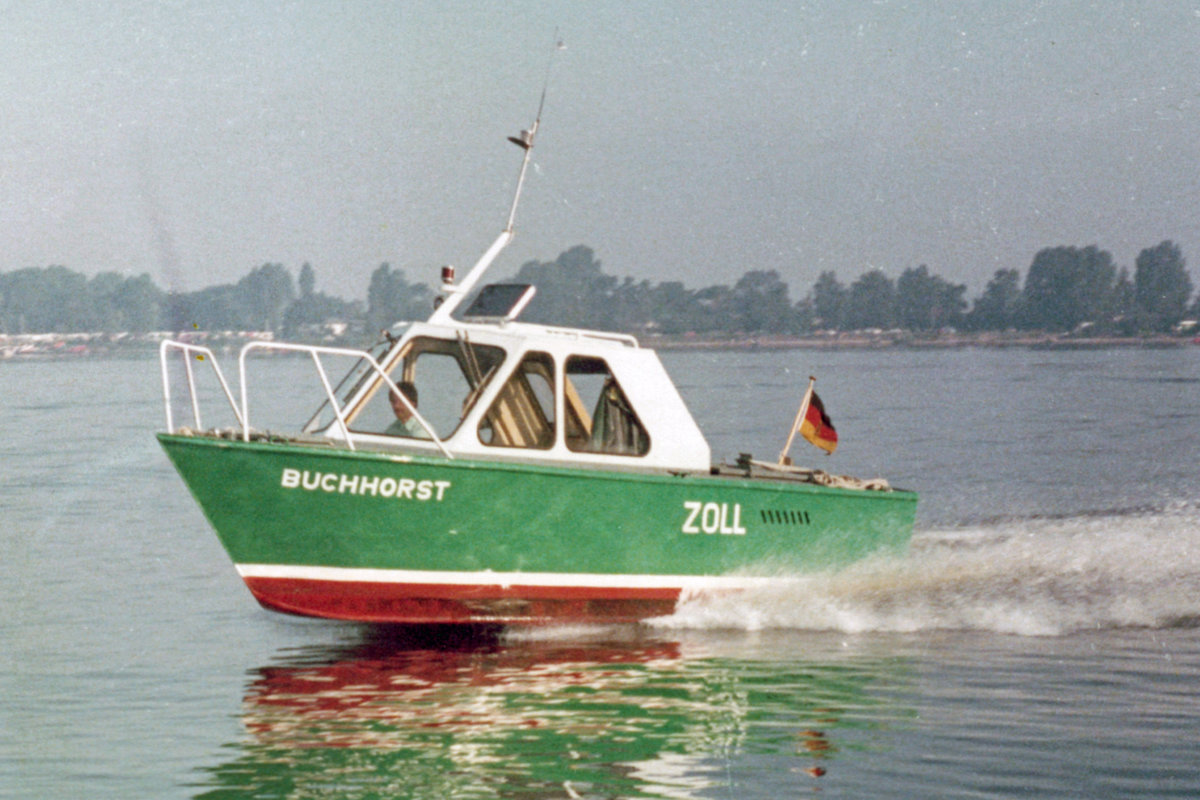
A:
[242,576,683,624]
[234,565,779,623]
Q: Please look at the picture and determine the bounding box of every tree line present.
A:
[510,241,1196,336]
[1,239,1195,338]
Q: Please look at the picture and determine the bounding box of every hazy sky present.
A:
[4,1,1199,300]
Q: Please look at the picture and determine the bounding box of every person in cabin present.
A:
[385,381,430,438]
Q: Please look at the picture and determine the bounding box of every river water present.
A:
[3,346,1200,798]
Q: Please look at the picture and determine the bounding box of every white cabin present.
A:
[306,312,711,474]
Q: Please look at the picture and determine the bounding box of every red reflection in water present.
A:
[243,626,683,748]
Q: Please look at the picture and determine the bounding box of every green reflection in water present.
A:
[194,627,915,799]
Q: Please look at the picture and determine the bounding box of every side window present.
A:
[348,337,505,440]
[564,356,650,456]
[479,352,555,449]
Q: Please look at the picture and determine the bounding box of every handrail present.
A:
[535,324,640,347]
[237,341,454,459]
[159,340,244,432]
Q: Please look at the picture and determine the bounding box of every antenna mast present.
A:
[429,36,563,324]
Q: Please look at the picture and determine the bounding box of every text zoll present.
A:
[681,501,746,535]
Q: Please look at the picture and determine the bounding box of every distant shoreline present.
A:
[2,330,1197,361]
[643,332,1198,351]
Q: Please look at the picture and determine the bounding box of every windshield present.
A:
[346,335,506,440]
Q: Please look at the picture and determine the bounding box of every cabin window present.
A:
[564,356,650,456]
[348,336,505,440]
[478,351,556,449]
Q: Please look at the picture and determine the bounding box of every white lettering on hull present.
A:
[681,501,746,535]
[281,468,450,501]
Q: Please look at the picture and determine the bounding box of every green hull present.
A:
[158,433,916,623]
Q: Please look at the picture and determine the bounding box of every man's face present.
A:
[390,391,412,421]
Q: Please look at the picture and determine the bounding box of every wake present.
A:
[651,503,1200,636]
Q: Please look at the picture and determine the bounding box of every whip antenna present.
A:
[429,33,565,324]
[504,31,564,232]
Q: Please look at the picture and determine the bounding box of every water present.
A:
[3,347,1200,798]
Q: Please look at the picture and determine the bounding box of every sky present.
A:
[3,1,1200,301]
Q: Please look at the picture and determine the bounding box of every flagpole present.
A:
[777,376,816,466]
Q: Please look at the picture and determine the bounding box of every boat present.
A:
[156,96,917,625]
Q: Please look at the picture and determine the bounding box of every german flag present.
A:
[800,390,838,454]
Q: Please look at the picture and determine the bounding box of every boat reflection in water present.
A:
[195,627,914,798]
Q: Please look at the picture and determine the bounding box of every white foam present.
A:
[650,505,1200,636]
[501,623,640,644]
